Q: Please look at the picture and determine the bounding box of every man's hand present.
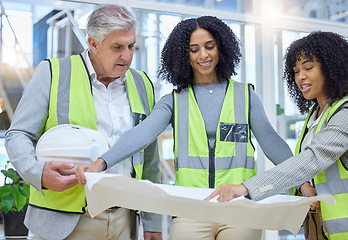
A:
[300,182,320,210]
[41,161,77,192]
[205,184,249,202]
[75,158,106,186]
[144,231,162,240]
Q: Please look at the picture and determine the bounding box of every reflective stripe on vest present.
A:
[30,54,154,213]
[295,96,348,239]
[173,79,255,189]
[127,68,155,179]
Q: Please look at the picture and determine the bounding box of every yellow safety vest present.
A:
[29,54,154,213]
[295,97,348,240]
[173,79,256,188]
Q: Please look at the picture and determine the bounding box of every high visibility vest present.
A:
[29,54,154,213]
[295,96,348,240]
[173,79,256,188]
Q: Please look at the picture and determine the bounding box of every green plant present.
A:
[0,165,29,214]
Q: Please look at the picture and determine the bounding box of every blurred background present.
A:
[0,0,347,239]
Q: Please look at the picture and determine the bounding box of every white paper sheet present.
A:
[84,172,335,235]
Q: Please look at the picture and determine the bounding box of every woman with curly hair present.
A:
[207,31,348,240]
[76,16,293,240]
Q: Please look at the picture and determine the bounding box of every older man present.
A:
[5,4,162,240]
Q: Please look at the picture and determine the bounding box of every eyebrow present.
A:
[301,59,314,65]
[112,41,136,46]
[189,40,215,47]
[293,58,315,70]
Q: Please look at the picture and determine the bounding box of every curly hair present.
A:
[158,16,242,91]
[283,31,348,114]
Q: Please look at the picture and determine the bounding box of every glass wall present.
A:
[276,30,309,151]
[275,0,348,23]
[138,0,249,13]
[133,10,182,97]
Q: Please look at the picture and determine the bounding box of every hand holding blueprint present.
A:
[84,172,335,235]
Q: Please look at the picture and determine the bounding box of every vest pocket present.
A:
[220,122,248,142]
[133,113,146,126]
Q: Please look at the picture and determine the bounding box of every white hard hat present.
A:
[36,124,108,175]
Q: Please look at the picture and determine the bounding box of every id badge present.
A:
[220,122,248,142]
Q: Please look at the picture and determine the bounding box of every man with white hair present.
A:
[5,4,162,240]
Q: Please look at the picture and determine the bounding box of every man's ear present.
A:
[88,36,99,54]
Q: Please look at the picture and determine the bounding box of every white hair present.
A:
[87,4,136,43]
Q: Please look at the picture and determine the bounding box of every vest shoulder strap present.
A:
[327,97,348,123]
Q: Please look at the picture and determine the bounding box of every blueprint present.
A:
[84,172,335,235]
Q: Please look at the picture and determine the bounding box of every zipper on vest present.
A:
[209,146,215,188]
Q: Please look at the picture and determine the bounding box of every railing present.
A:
[46,9,88,58]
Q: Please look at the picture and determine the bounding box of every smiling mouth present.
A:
[301,84,311,89]
[198,61,211,67]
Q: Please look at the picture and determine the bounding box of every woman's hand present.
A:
[75,158,106,186]
[300,182,320,210]
[205,184,249,202]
